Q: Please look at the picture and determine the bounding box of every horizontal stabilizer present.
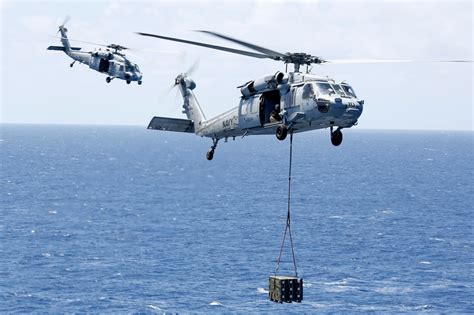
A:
[47,46,81,51]
[147,116,195,133]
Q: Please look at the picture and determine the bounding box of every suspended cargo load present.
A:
[269,275,303,303]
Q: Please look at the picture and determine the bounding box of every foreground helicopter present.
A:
[137,30,471,160]
[48,17,143,85]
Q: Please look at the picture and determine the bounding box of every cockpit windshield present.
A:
[314,82,334,96]
[134,64,140,72]
[331,84,347,96]
[341,84,357,98]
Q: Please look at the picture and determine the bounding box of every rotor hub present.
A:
[280,53,324,66]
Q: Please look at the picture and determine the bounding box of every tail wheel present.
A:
[331,129,343,146]
[206,149,214,161]
[276,125,288,141]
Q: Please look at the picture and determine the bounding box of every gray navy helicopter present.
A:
[48,17,143,85]
[137,30,471,160]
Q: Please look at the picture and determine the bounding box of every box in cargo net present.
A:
[269,275,303,303]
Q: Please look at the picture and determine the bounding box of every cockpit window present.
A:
[302,83,315,99]
[331,84,347,96]
[134,64,140,72]
[314,82,334,96]
[341,84,357,98]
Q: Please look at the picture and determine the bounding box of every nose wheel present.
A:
[206,138,219,161]
[106,77,112,83]
[330,126,343,146]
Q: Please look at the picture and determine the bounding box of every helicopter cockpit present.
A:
[311,81,357,98]
[124,63,140,73]
[313,82,333,97]
[341,84,357,98]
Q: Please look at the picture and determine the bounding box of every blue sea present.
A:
[1,125,473,313]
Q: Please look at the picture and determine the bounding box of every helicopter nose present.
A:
[346,100,364,119]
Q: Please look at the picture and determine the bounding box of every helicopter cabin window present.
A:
[341,85,357,98]
[314,82,334,96]
[119,65,124,72]
[250,98,259,114]
[241,103,248,115]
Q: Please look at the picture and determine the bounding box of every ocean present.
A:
[1,124,473,312]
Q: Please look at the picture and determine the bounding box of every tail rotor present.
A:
[58,15,70,33]
[161,59,200,114]
[173,58,199,87]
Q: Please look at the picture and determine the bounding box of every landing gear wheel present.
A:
[106,77,111,83]
[206,149,214,161]
[206,138,219,161]
[276,125,288,141]
[126,80,131,84]
[331,129,343,146]
[138,81,142,85]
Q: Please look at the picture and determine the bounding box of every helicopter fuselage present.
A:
[150,72,362,138]
[148,71,363,159]
[48,26,143,85]
[63,49,143,84]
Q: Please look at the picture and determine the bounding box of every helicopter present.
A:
[48,17,143,85]
[137,30,471,160]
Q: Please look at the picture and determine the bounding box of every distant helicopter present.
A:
[137,30,471,160]
[48,17,143,85]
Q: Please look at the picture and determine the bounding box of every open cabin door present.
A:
[98,58,110,73]
[260,90,282,125]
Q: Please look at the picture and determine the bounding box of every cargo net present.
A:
[274,132,298,277]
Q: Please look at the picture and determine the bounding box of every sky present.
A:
[1,0,472,130]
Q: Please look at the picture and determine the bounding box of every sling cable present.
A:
[269,132,303,303]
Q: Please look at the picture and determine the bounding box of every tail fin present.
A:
[58,26,72,53]
[175,74,206,130]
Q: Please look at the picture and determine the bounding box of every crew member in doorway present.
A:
[270,104,282,123]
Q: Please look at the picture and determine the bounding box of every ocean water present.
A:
[1,124,473,313]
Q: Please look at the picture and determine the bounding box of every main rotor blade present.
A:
[55,36,109,48]
[136,32,273,60]
[324,59,473,64]
[195,30,286,58]
[54,36,183,55]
